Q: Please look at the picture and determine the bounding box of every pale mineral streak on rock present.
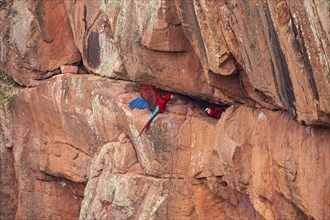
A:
[61,65,78,74]
[257,111,267,122]
[304,126,314,137]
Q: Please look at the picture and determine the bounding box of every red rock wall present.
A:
[0,105,17,220]
[0,0,329,219]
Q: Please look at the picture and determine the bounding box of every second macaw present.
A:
[205,106,225,119]
[129,84,174,142]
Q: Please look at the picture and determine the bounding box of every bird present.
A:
[129,84,174,142]
[205,106,225,119]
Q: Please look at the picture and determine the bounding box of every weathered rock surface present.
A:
[9,74,134,219]
[0,104,17,220]
[3,0,328,123]
[63,0,330,125]
[177,0,330,125]
[81,134,262,220]
[0,0,81,86]
[5,74,328,219]
[0,0,329,219]
[63,0,246,105]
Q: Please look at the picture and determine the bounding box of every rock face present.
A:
[9,75,133,219]
[0,0,329,220]
[3,75,329,220]
[63,0,329,125]
[0,0,81,86]
[177,0,330,125]
[0,104,17,220]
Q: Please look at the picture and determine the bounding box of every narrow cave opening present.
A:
[129,83,231,121]
[76,59,89,74]
[167,91,231,119]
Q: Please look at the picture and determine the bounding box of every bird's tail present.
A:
[133,106,159,144]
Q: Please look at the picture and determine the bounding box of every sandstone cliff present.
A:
[0,0,329,220]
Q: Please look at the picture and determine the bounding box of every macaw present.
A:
[205,106,225,119]
[129,84,174,142]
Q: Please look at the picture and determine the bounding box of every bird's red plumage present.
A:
[133,85,174,143]
[139,84,158,109]
[207,107,224,119]
[138,84,172,112]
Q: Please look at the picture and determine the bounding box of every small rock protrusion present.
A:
[118,133,130,144]
[60,65,78,74]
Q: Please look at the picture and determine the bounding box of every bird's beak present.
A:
[169,95,175,103]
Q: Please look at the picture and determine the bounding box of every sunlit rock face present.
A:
[64,0,330,125]
[4,75,329,220]
[0,0,329,219]
[0,0,81,86]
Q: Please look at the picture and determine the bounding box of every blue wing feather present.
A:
[129,96,152,111]
[137,99,147,109]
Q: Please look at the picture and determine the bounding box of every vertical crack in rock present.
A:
[33,0,53,43]
[263,0,297,118]
[177,0,208,62]
[288,10,319,101]
[84,31,100,69]
[83,4,87,32]
[34,0,45,28]
[82,6,103,70]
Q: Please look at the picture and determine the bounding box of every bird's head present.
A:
[164,94,175,103]
[169,94,175,103]
[205,107,211,115]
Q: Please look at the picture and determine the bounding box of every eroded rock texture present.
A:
[8,75,133,219]
[0,0,81,86]
[0,0,329,220]
[0,104,17,220]
[63,0,330,125]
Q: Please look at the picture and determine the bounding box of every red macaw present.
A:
[205,106,225,119]
[129,84,174,142]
